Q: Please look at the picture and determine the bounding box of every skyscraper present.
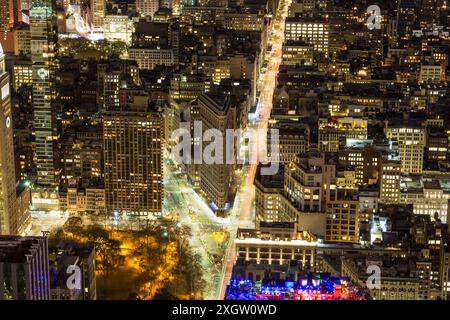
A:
[0,44,17,235]
[0,0,10,38]
[30,0,58,189]
[0,0,21,36]
[0,236,51,300]
[103,89,164,217]
[92,0,104,30]
[198,93,236,215]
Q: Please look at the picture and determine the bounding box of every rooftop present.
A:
[0,236,47,263]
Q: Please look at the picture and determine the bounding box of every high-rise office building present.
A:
[284,16,329,57]
[0,0,10,37]
[268,117,309,164]
[338,139,381,185]
[419,62,445,83]
[223,10,265,31]
[0,44,17,235]
[281,41,314,66]
[91,0,104,30]
[12,23,31,55]
[255,165,284,225]
[103,15,131,43]
[325,188,360,244]
[338,138,402,204]
[385,117,426,174]
[136,0,160,19]
[0,46,29,235]
[30,0,58,189]
[170,74,207,102]
[281,152,335,220]
[427,127,448,162]
[128,47,175,70]
[379,160,401,204]
[103,90,164,217]
[0,0,22,36]
[338,139,401,185]
[10,55,32,90]
[49,241,97,300]
[396,0,416,42]
[0,236,50,300]
[198,93,236,215]
[100,58,140,111]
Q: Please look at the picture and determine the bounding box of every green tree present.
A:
[153,286,177,300]
[63,216,84,240]
[132,233,167,298]
[83,224,124,275]
[173,240,206,299]
[48,227,66,247]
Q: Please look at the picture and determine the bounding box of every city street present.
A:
[218,0,292,299]
[163,161,230,299]
[27,210,68,236]
[24,0,291,300]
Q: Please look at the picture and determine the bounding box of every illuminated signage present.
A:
[37,68,49,79]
